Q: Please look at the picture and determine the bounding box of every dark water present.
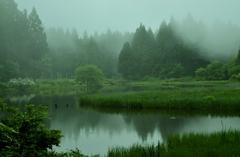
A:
[5,94,240,156]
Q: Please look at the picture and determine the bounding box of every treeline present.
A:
[1,0,240,83]
[46,28,133,79]
[0,0,48,82]
[118,16,240,80]
[0,0,133,81]
[118,21,210,80]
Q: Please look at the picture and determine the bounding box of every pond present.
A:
[5,93,240,156]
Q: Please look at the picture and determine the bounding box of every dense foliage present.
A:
[0,99,62,156]
[195,61,227,80]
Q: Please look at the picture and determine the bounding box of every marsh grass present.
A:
[107,142,163,157]
[107,130,240,157]
[79,89,240,111]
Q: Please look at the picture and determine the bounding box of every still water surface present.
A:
[6,94,240,156]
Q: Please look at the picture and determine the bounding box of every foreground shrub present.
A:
[0,99,62,156]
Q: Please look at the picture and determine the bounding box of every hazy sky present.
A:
[15,0,240,36]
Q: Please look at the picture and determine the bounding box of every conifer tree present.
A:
[131,24,156,78]
[118,42,135,79]
[28,7,48,82]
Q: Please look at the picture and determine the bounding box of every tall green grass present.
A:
[79,89,240,111]
[107,142,163,157]
[107,130,240,157]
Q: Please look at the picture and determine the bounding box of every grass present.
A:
[79,88,240,111]
[106,129,240,157]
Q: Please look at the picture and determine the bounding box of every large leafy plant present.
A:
[0,99,62,156]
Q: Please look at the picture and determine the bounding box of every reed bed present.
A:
[79,89,240,111]
[107,130,240,157]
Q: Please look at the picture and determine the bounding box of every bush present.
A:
[142,76,159,81]
[8,78,36,92]
[195,62,226,80]
[105,79,117,86]
[0,99,62,156]
[75,65,104,88]
[195,67,206,80]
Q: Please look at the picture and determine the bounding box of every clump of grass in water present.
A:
[79,89,240,111]
[107,142,163,157]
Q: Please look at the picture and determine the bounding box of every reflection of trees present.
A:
[73,109,102,138]
[6,94,36,109]
[157,116,187,141]
[127,114,158,141]
[44,94,191,143]
[6,94,194,144]
[123,113,189,142]
[50,105,131,145]
[9,94,36,103]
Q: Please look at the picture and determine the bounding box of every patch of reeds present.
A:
[106,129,240,157]
[79,89,240,111]
[107,142,164,157]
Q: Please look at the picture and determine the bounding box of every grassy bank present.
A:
[107,129,240,157]
[79,88,240,111]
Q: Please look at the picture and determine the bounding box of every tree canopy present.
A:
[75,65,104,88]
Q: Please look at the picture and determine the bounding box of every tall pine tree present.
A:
[28,7,48,82]
[131,24,156,79]
[118,42,135,79]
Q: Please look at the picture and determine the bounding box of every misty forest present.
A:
[1,0,240,82]
[1,0,240,157]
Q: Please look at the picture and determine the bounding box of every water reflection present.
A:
[6,94,36,105]
[5,94,240,156]
[50,107,164,156]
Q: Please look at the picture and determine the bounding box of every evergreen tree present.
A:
[131,24,156,79]
[155,20,169,66]
[118,42,135,79]
[14,9,33,76]
[0,0,19,63]
[71,28,79,42]
[28,7,48,82]
[0,0,33,80]
[85,37,104,71]
[154,19,209,78]
[236,47,240,65]
[83,30,88,41]
[154,20,175,77]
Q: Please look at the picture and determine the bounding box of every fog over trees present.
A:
[1,0,240,82]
